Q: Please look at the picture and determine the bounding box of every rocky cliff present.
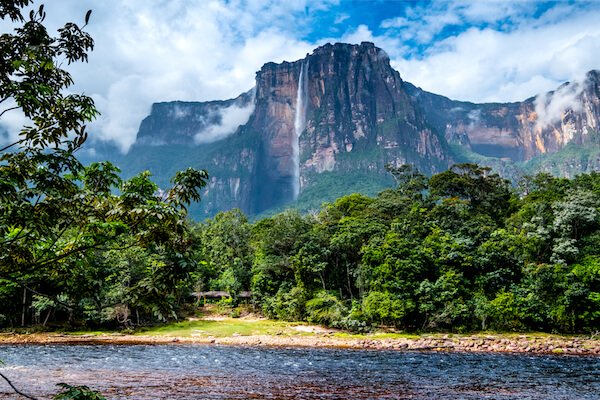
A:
[246,42,451,213]
[121,43,600,218]
[406,70,600,163]
[136,90,254,145]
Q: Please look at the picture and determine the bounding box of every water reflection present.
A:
[0,344,598,399]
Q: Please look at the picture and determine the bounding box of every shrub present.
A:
[305,291,347,327]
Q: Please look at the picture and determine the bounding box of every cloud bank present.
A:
[370,2,600,103]
[195,100,256,145]
[534,75,587,131]
[5,1,322,152]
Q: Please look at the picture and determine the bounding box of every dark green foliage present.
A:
[192,209,252,303]
[0,0,208,328]
[305,291,347,326]
[199,163,600,333]
[0,1,597,335]
[53,383,106,400]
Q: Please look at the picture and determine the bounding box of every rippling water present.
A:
[0,344,599,399]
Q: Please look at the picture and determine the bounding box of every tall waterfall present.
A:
[293,60,309,200]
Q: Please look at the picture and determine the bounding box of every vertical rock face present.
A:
[406,70,600,162]
[305,42,399,161]
[301,42,449,174]
[248,42,450,213]
[126,43,600,218]
[249,61,301,211]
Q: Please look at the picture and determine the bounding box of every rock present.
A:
[115,42,600,219]
[128,42,453,218]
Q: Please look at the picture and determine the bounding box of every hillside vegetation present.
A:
[191,163,600,333]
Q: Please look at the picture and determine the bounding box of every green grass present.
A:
[35,318,596,341]
[139,319,427,340]
[136,318,304,338]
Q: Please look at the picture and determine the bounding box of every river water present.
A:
[0,344,599,399]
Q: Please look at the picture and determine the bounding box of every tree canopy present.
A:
[0,1,208,328]
[0,1,597,337]
[192,165,600,334]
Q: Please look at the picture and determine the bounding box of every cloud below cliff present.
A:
[534,75,587,131]
[194,101,256,145]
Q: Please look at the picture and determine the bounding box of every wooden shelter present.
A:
[192,291,252,305]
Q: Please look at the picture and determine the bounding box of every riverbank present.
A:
[1,317,598,355]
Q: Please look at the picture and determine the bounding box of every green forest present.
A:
[192,164,600,334]
[1,1,599,336]
[4,156,600,334]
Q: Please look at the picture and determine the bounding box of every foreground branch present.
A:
[0,371,39,400]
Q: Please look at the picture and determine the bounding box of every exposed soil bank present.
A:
[1,331,599,356]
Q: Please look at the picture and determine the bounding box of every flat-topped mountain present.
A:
[91,42,600,218]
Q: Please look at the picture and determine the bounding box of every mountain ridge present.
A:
[87,42,600,219]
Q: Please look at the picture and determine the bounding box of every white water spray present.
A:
[293,60,309,200]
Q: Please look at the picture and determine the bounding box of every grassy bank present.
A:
[137,318,301,337]
[1,312,598,355]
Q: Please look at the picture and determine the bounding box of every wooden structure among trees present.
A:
[193,291,252,304]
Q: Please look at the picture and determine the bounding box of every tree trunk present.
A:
[319,272,326,290]
[346,264,354,300]
[42,308,52,327]
[21,288,27,327]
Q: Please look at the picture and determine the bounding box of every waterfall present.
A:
[293,60,309,200]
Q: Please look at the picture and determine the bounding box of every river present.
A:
[0,344,599,399]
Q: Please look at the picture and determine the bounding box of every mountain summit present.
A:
[103,42,600,218]
[246,42,451,213]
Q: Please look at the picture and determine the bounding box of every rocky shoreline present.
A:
[1,332,599,356]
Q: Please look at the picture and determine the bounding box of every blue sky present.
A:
[2,0,600,151]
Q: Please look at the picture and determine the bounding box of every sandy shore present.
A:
[1,331,599,356]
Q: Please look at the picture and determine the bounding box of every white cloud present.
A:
[456,0,536,25]
[379,0,536,46]
[337,25,408,59]
[195,99,256,144]
[534,74,587,130]
[334,13,350,24]
[1,0,329,152]
[387,6,600,103]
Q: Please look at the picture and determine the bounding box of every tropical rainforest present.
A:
[193,164,600,334]
[0,1,208,331]
[1,1,599,336]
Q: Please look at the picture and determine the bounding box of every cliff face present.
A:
[406,70,600,163]
[136,91,254,145]
[248,60,300,211]
[300,43,449,173]
[137,42,451,216]
[127,43,600,218]
[246,42,450,213]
